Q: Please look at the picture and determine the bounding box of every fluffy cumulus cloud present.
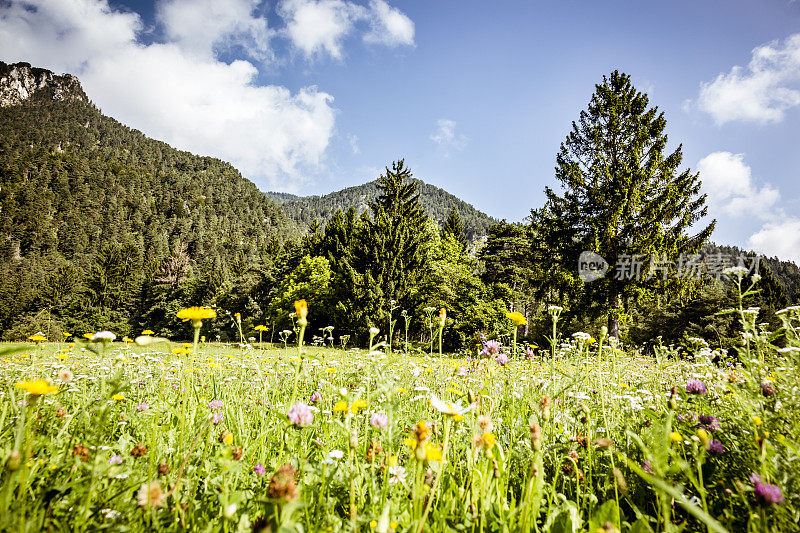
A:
[430,119,467,156]
[696,151,779,219]
[696,33,800,125]
[0,0,414,189]
[279,0,414,59]
[748,218,800,264]
[697,151,800,263]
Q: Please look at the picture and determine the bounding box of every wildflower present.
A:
[506,311,526,326]
[370,412,389,430]
[176,306,216,326]
[333,400,348,412]
[328,449,345,460]
[525,346,536,360]
[212,413,224,425]
[707,440,725,454]
[482,340,500,356]
[231,446,243,460]
[224,503,238,519]
[137,481,166,509]
[540,396,551,422]
[350,399,369,413]
[477,414,494,434]
[58,369,73,382]
[309,391,322,403]
[254,325,267,332]
[209,399,223,411]
[754,480,785,505]
[72,444,91,462]
[287,402,314,427]
[130,443,147,457]
[28,332,47,342]
[530,422,542,450]
[108,455,123,465]
[475,432,497,450]
[367,439,383,462]
[698,415,720,430]
[172,348,192,354]
[642,459,654,474]
[369,326,380,335]
[696,429,710,448]
[158,463,171,476]
[56,408,66,418]
[268,464,299,501]
[15,379,57,396]
[224,433,234,446]
[142,330,155,335]
[389,465,407,484]
[761,381,776,397]
[136,403,149,412]
[91,331,117,343]
[752,416,762,426]
[254,463,266,477]
[294,300,308,319]
[669,432,682,443]
[112,393,125,401]
[430,394,474,420]
[495,353,510,365]
[439,308,447,326]
[685,379,707,395]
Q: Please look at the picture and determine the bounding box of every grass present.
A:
[1,318,799,532]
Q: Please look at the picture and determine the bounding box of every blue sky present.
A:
[2,0,800,261]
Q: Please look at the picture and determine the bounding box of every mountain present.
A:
[267,180,497,240]
[0,61,293,339]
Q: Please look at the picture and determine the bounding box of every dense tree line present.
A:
[267,179,496,241]
[1,68,798,352]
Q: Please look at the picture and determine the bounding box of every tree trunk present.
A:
[608,289,621,339]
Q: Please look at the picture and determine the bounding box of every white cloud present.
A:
[430,119,467,156]
[278,0,414,59]
[348,134,360,154]
[156,0,274,61]
[696,151,779,220]
[748,218,800,264]
[696,33,800,125]
[364,0,414,47]
[0,0,336,189]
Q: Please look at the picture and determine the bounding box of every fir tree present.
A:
[533,71,715,337]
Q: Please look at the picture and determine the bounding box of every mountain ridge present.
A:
[267,179,498,240]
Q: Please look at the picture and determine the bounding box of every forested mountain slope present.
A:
[0,61,293,338]
[267,180,497,240]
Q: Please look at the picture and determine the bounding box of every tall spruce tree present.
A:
[442,207,467,249]
[534,71,715,337]
[363,160,429,323]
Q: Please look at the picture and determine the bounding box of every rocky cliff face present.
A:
[0,61,87,107]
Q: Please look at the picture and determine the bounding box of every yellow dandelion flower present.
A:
[224,433,233,446]
[350,399,369,413]
[142,330,155,335]
[172,348,192,354]
[294,300,308,319]
[176,307,217,324]
[28,334,47,342]
[112,393,125,401]
[506,311,526,326]
[753,416,762,426]
[669,431,682,443]
[424,443,442,462]
[15,379,57,396]
[254,325,268,332]
[333,401,348,412]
